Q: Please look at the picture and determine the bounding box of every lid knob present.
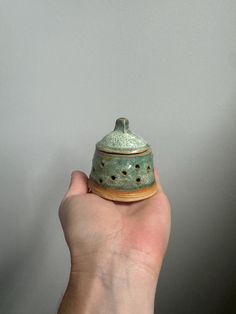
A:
[96,117,149,154]
[114,117,129,133]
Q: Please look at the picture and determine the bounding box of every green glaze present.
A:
[89,117,156,193]
[90,149,155,191]
[96,117,149,154]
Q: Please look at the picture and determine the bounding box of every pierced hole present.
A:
[101,161,105,167]
[136,177,141,183]
[111,175,116,180]
[122,170,127,175]
[135,164,140,169]
[99,178,103,183]
[147,166,151,171]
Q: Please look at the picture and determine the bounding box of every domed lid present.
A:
[96,117,149,154]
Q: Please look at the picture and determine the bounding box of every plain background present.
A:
[0,1,236,313]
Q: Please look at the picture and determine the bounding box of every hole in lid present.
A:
[136,177,141,183]
[122,170,127,175]
[99,178,103,183]
[111,175,116,180]
[147,165,151,171]
[101,161,105,167]
[135,164,140,169]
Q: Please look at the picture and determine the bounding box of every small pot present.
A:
[88,117,158,202]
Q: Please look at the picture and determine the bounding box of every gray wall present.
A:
[0,1,235,313]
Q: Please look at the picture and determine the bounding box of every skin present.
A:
[58,168,171,314]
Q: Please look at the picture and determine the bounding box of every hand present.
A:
[58,168,171,314]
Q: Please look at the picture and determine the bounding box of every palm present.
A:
[59,171,171,279]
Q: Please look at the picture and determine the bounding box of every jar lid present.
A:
[96,117,149,154]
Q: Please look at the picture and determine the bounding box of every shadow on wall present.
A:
[155,106,236,314]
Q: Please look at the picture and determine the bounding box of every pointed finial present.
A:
[114,117,129,133]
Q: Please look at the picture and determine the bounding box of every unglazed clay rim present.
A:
[88,179,159,202]
[96,145,149,154]
[96,146,152,157]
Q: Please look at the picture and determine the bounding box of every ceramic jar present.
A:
[88,117,158,202]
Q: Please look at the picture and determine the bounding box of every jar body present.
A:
[88,148,157,202]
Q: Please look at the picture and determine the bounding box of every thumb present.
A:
[65,170,88,198]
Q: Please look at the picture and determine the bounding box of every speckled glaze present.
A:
[90,149,155,191]
[88,117,158,202]
[96,117,149,154]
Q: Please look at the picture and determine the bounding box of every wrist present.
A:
[58,250,159,314]
[59,271,157,314]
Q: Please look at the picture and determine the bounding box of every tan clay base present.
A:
[88,179,158,202]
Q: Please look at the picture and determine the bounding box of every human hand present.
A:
[58,168,171,314]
